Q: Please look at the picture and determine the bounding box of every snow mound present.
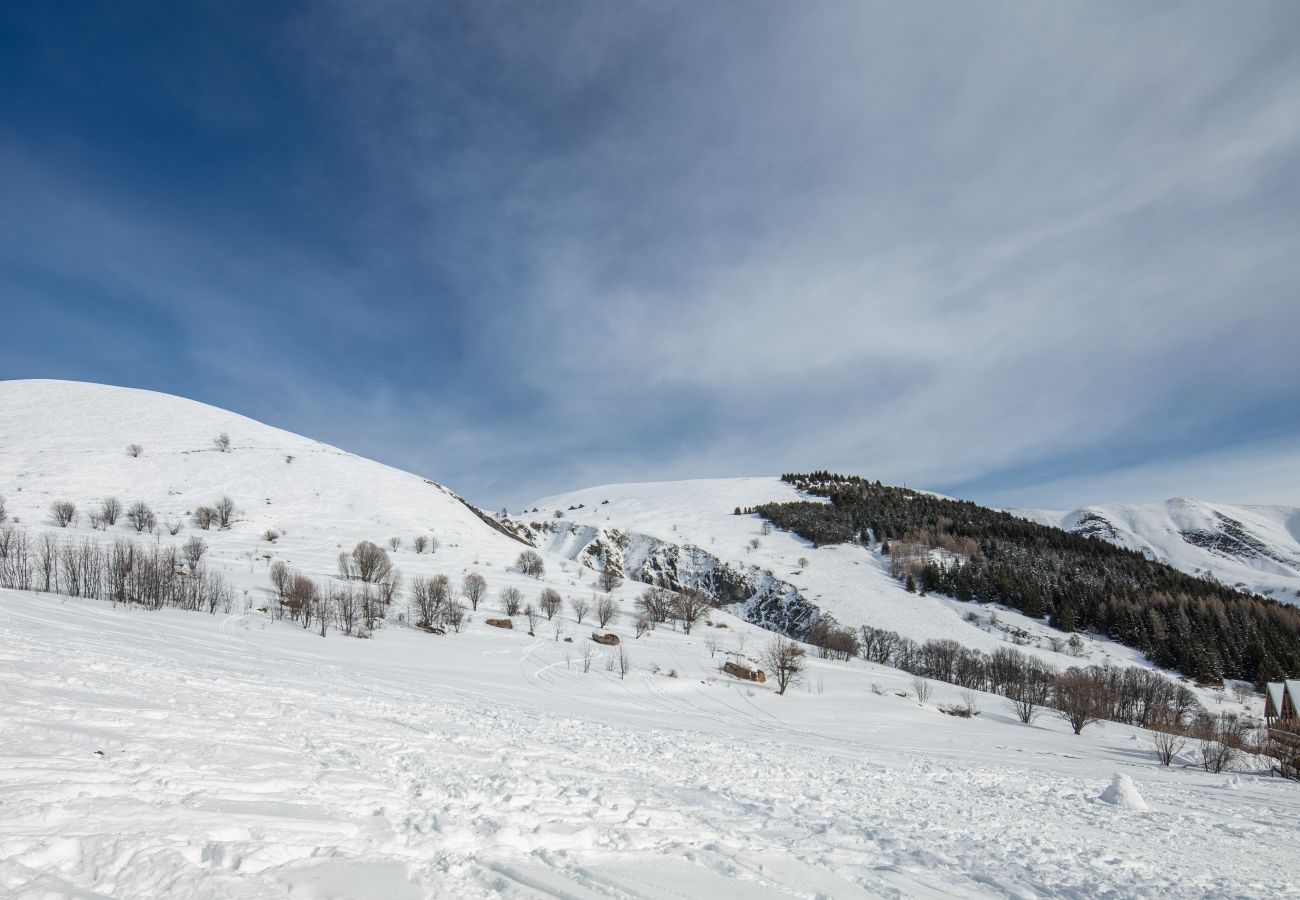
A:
[1099,773,1148,810]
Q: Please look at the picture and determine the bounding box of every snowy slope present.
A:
[4,589,1296,899]
[532,479,1157,672]
[1011,499,1300,603]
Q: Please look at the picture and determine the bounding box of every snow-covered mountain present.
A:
[3,380,1298,898]
[1010,499,1300,603]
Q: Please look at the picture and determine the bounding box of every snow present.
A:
[1099,774,1149,811]
[4,591,1299,898]
[1011,499,1300,604]
[2,380,1298,897]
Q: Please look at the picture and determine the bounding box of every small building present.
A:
[1268,680,1300,728]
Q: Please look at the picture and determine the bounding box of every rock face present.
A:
[723,661,766,684]
[485,618,514,630]
[591,632,620,646]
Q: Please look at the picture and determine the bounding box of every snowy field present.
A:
[3,590,1299,899]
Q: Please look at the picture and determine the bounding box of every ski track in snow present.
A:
[3,592,1299,899]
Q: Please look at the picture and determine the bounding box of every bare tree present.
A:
[349,540,392,582]
[462,572,487,610]
[428,536,441,555]
[388,536,401,552]
[127,501,156,533]
[959,688,982,716]
[912,676,933,706]
[50,500,76,528]
[1054,669,1106,735]
[581,643,595,673]
[182,536,207,571]
[704,635,721,657]
[617,644,632,679]
[516,549,545,578]
[500,586,523,616]
[596,595,619,628]
[523,603,540,634]
[634,617,651,638]
[1191,714,1249,773]
[126,443,143,458]
[193,506,216,530]
[166,519,183,536]
[671,588,712,635]
[101,496,122,526]
[444,600,467,633]
[570,595,591,624]
[213,432,231,452]
[763,636,806,696]
[0,496,6,524]
[598,559,623,592]
[413,535,428,554]
[540,587,562,620]
[1150,724,1187,766]
[214,495,235,529]
[635,586,673,626]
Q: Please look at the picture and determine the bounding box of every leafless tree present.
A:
[581,643,595,673]
[1150,724,1187,766]
[670,588,712,635]
[462,572,487,610]
[50,500,76,528]
[569,595,591,624]
[349,540,392,582]
[317,593,332,637]
[413,535,428,554]
[213,432,231,452]
[540,587,562,620]
[193,506,216,530]
[1054,669,1107,735]
[182,536,207,571]
[552,616,567,641]
[444,600,468,633]
[500,585,523,616]
[598,559,623,592]
[1191,714,1249,773]
[126,443,143,458]
[214,495,236,529]
[428,535,441,555]
[764,636,807,696]
[1006,662,1054,724]
[1230,682,1253,704]
[704,635,722,657]
[388,536,401,552]
[101,496,122,526]
[912,676,933,706]
[127,501,156,533]
[0,496,6,524]
[617,645,632,679]
[516,549,545,578]
[959,688,982,716]
[333,584,360,636]
[634,617,651,638]
[596,595,619,628]
[166,519,183,535]
[523,603,540,634]
[635,586,674,626]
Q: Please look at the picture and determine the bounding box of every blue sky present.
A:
[2,1,1299,509]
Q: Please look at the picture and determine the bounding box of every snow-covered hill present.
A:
[2,381,1297,897]
[1011,499,1300,603]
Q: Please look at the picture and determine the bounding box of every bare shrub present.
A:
[388,536,401,552]
[127,501,156,533]
[166,519,183,536]
[1191,714,1250,773]
[581,643,595,673]
[516,549,545,578]
[444,601,467,633]
[462,572,487,610]
[570,595,591,624]
[213,432,231,452]
[193,506,216,530]
[596,595,619,628]
[349,541,392,583]
[634,617,651,638]
[101,496,122,526]
[763,636,806,696]
[635,586,674,626]
[263,528,279,542]
[500,586,523,616]
[523,603,540,634]
[413,535,428,554]
[959,688,982,716]
[50,500,76,528]
[428,536,441,555]
[126,443,143,458]
[704,635,721,657]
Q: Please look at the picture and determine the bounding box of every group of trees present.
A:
[0,522,231,613]
[760,473,1300,685]
[633,586,715,635]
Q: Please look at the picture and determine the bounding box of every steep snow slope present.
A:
[3,590,1296,899]
[532,479,1155,672]
[1011,499,1300,603]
